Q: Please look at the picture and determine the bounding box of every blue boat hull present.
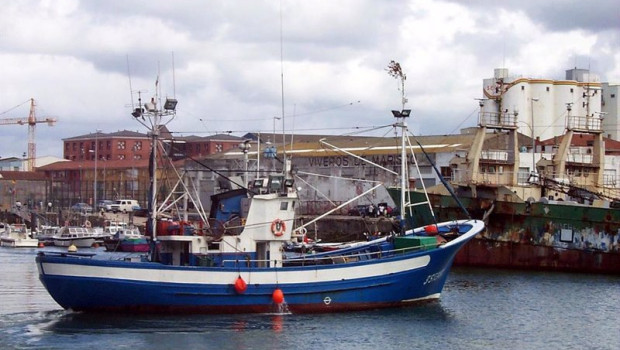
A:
[36,237,468,314]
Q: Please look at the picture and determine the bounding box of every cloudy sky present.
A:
[1,0,618,159]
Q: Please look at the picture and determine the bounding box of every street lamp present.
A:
[239,140,252,186]
[101,158,107,200]
[93,129,101,209]
[78,164,82,201]
[132,144,139,198]
[531,98,539,174]
[79,147,84,201]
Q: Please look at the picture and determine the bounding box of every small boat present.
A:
[97,221,127,244]
[36,97,485,313]
[102,221,128,235]
[33,225,60,246]
[0,223,39,248]
[52,226,100,248]
[104,227,149,252]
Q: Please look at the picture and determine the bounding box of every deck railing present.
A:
[220,241,440,268]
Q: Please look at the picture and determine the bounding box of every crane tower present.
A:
[0,98,57,171]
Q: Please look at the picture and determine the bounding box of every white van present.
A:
[110,199,141,213]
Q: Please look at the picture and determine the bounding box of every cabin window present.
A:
[546,87,550,91]
[280,202,288,210]
[611,94,616,98]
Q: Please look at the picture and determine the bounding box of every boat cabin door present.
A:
[256,242,268,267]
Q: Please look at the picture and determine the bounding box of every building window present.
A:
[118,141,126,150]
[216,144,223,152]
[134,141,142,150]
[118,154,125,160]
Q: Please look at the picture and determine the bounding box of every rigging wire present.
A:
[0,99,32,116]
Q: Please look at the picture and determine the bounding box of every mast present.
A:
[130,88,177,261]
[387,60,409,233]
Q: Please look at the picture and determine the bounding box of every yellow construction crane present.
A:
[0,98,57,171]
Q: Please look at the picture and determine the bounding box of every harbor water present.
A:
[1,247,618,350]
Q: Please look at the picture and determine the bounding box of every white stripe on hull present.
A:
[41,254,431,285]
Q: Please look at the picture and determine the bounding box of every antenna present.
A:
[126,55,135,109]
[156,61,161,108]
[279,0,287,173]
[290,104,296,148]
[172,52,176,98]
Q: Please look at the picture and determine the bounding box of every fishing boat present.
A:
[0,223,38,248]
[103,226,149,252]
[36,86,484,313]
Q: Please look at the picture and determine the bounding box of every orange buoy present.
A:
[38,242,45,248]
[272,288,284,304]
[234,276,247,294]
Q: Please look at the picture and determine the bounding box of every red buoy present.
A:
[424,224,439,235]
[272,288,284,304]
[234,276,247,294]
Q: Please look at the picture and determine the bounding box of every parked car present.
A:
[70,202,93,214]
[110,199,141,213]
[347,204,368,217]
[133,207,149,217]
[96,199,114,212]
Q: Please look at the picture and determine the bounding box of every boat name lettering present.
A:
[307,154,416,168]
[423,270,444,285]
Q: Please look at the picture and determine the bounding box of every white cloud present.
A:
[0,0,618,159]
